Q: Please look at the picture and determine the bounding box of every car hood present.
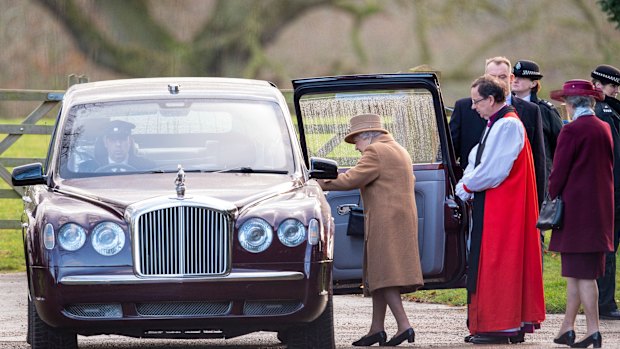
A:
[57,173,302,209]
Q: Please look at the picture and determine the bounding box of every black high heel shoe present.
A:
[554,330,576,346]
[352,330,387,346]
[382,328,415,346]
[570,331,602,348]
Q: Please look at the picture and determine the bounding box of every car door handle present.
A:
[337,204,359,216]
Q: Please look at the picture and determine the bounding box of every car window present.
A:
[296,89,441,166]
[59,99,295,177]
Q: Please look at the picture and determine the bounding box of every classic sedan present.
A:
[13,78,339,349]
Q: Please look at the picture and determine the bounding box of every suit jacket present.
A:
[449,96,546,205]
[548,114,614,253]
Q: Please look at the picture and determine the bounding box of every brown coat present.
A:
[319,133,423,294]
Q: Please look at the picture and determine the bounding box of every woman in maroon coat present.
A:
[548,80,614,348]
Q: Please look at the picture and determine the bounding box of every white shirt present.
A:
[456,116,525,199]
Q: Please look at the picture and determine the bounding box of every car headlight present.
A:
[238,218,273,253]
[91,222,126,256]
[308,218,320,246]
[43,223,55,250]
[277,219,306,247]
[58,223,86,251]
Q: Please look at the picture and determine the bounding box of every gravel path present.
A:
[1,272,619,348]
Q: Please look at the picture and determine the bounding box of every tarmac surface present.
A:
[1,272,619,348]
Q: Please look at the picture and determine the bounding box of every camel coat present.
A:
[319,133,423,294]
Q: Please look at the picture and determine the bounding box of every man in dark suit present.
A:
[591,64,620,320]
[449,56,546,207]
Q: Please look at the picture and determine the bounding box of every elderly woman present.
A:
[455,75,545,345]
[319,113,422,346]
[548,80,614,348]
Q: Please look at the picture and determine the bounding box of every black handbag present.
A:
[536,195,564,230]
[346,207,365,237]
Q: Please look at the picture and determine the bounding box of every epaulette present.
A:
[538,99,557,110]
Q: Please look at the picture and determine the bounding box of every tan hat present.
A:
[344,113,388,144]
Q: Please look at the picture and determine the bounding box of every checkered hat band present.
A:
[593,70,620,84]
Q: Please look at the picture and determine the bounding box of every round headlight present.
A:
[91,222,126,256]
[238,218,273,253]
[58,223,86,251]
[277,219,306,247]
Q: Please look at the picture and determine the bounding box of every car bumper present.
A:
[30,262,332,337]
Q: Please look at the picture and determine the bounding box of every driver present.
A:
[79,120,155,172]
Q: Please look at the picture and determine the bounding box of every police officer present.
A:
[512,59,563,179]
[591,64,620,320]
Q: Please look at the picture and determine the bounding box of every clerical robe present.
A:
[460,106,546,334]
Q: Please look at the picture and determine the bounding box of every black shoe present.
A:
[509,331,525,344]
[383,328,414,346]
[352,330,387,346]
[464,335,474,343]
[599,309,620,320]
[469,334,509,345]
[570,331,602,348]
[554,330,576,345]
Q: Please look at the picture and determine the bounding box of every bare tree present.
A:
[34,0,383,82]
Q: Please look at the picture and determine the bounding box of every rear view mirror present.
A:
[309,157,338,179]
[12,163,46,186]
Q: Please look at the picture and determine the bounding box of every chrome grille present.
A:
[136,206,230,276]
[65,304,122,318]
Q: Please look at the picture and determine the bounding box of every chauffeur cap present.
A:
[550,79,604,102]
[591,64,620,86]
[513,60,543,80]
[344,113,388,144]
[104,120,136,138]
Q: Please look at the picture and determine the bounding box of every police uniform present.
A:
[513,60,563,190]
[592,64,620,320]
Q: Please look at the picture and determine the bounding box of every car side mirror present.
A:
[309,157,338,179]
[12,163,46,186]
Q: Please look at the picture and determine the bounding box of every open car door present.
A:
[293,73,470,291]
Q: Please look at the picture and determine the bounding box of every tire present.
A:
[29,299,77,349]
[285,295,335,349]
[27,296,33,344]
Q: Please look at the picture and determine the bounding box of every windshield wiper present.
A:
[215,167,288,174]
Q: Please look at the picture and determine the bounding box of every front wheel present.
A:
[285,295,335,349]
[29,298,77,349]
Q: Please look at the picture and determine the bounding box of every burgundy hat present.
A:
[550,79,604,102]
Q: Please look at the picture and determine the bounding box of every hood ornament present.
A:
[175,164,186,200]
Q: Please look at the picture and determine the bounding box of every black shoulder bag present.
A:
[536,195,564,230]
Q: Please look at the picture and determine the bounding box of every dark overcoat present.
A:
[548,114,614,253]
[449,96,546,206]
[319,133,423,294]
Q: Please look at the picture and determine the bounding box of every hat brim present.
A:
[550,89,604,102]
[344,128,388,144]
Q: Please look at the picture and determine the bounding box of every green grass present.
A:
[0,229,23,271]
[405,232,620,314]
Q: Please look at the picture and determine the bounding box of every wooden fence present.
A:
[0,75,87,230]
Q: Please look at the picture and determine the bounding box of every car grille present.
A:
[136,206,231,276]
[137,301,231,317]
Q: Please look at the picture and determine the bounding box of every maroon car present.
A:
[13,74,469,349]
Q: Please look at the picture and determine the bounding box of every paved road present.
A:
[1,272,619,348]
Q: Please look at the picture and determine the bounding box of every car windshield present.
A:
[58,99,295,178]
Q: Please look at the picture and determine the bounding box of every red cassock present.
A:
[468,114,546,334]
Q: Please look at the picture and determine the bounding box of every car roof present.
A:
[63,77,282,105]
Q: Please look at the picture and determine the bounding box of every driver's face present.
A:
[104,135,131,163]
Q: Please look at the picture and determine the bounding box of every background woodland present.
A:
[1,0,620,108]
